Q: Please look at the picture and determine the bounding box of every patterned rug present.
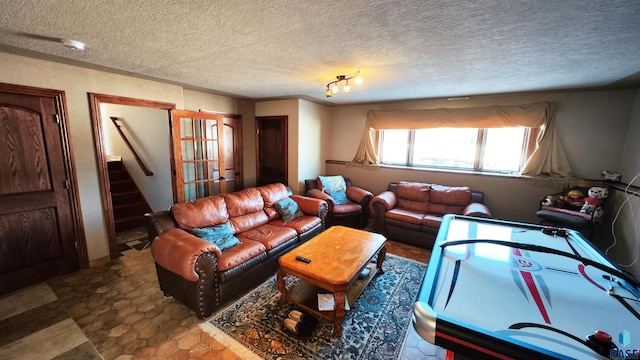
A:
[200,254,427,360]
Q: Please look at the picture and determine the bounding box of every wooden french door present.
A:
[171,110,242,202]
[256,116,288,186]
[0,83,85,295]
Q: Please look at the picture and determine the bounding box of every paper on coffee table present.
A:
[318,293,350,311]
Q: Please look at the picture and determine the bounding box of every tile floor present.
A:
[0,233,447,360]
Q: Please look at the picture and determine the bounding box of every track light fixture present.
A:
[326,71,362,97]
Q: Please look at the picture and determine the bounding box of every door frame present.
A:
[0,82,88,268]
[89,93,176,260]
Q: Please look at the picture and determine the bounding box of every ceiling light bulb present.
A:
[343,81,351,94]
[61,39,85,50]
[326,88,332,97]
[331,84,339,95]
[354,76,363,85]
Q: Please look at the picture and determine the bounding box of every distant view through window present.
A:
[379,127,535,173]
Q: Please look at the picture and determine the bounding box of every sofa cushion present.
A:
[216,239,267,272]
[428,185,471,215]
[223,188,269,233]
[171,195,228,231]
[191,222,241,251]
[223,188,264,217]
[258,183,291,221]
[274,197,304,222]
[333,202,362,214]
[386,208,424,225]
[422,214,443,229]
[270,216,322,235]
[430,185,471,205]
[318,175,349,205]
[396,182,431,212]
[237,224,298,251]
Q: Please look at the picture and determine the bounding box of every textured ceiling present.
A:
[1,0,639,104]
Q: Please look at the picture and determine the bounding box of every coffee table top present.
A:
[280,226,386,287]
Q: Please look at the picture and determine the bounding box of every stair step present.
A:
[108,170,130,182]
[110,181,137,194]
[114,203,151,219]
[115,215,146,233]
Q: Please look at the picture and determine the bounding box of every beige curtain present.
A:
[350,101,574,178]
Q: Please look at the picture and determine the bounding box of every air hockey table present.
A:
[413,215,640,360]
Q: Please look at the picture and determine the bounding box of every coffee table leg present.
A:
[277,269,286,306]
[377,245,386,275]
[333,291,345,337]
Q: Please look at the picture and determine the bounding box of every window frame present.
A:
[377,127,539,174]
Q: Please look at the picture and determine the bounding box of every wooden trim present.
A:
[0,82,89,268]
[89,93,176,260]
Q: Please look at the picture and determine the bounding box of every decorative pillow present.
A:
[274,197,304,222]
[191,222,240,250]
[318,175,349,205]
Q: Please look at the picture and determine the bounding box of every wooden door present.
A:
[221,114,243,192]
[0,85,83,295]
[171,110,242,202]
[256,116,288,186]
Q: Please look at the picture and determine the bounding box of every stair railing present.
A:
[109,117,153,176]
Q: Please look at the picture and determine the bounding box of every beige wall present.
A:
[606,89,640,278]
[297,99,330,192]
[0,51,249,262]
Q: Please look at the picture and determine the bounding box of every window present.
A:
[379,127,537,173]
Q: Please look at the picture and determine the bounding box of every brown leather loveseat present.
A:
[145,183,328,318]
[371,181,491,248]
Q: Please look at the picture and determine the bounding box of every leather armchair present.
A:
[305,176,373,228]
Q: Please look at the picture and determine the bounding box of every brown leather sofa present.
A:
[371,181,492,248]
[304,177,373,228]
[145,183,328,318]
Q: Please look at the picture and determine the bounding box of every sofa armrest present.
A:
[371,191,397,212]
[370,191,397,233]
[145,210,178,243]
[305,188,335,207]
[346,186,374,207]
[150,228,221,282]
[291,195,328,218]
[463,203,492,218]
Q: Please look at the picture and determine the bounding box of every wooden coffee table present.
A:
[277,225,386,337]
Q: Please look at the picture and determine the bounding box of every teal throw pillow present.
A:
[191,222,240,251]
[319,175,349,205]
[274,197,304,222]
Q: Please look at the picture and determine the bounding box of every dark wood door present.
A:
[256,116,288,186]
[0,89,80,294]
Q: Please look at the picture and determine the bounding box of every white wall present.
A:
[0,51,247,262]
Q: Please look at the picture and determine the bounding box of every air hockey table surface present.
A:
[413,215,640,360]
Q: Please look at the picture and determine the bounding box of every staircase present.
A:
[107,160,153,233]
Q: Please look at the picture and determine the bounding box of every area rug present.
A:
[200,254,427,360]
